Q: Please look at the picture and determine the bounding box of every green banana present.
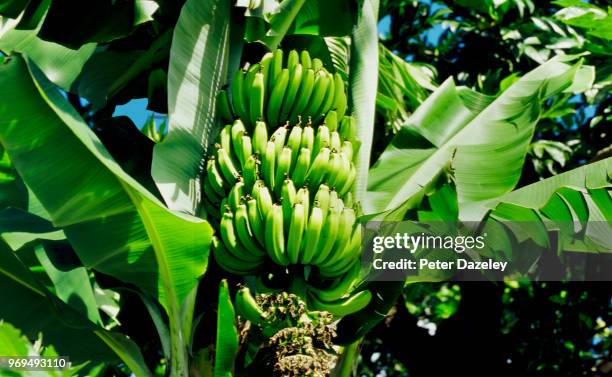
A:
[303,70,330,120]
[320,208,356,269]
[313,124,330,156]
[230,68,248,120]
[231,119,247,164]
[314,73,336,123]
[320,225,362,277]
[310,205,341,265]
[265,204,289,266]
[295,186,310,222]
[249,70,265,125]
[242,154,258,191]
[275,147,292,196]
[289,69,315,123]
[314,184,331,218]
[253,120,268,156]
[300,122,314,153]
[300,50,312,69]
[309,260,360,301]
[300,205,323,264]
[324,151,342,190]
[216,89,234,122]
[338,164,356,196]
[228,178,244,212]
[238,135,253,169]
[266,68,289,127]
[262,141,276,190]
[324,111,338,132]
[234,203,266,256]
[216,147,239,185]
[292,147,311,188]
[202,196,221,221]
[305,147,330,188]
[330,130,342,152]
[279,63,303,124]
[260,52,273,98]
[213,236,262,275]
[203,178,222,203]
[253,179,273,220]
[341,140,353,162]
[308,289,372,317]
[331,72,347,118]
[269,49,283,95]
[219,124,232,154]
[287,49,299,69]
[206,158,227,198]
[243,63,261,123]
[331,152,351,192]
[286,123,303,167]
[287,202,306,264]
[220,210,262,263]
[270,125,288,157]
[280,177,296,228]
[235,286,267,324]
[339,115,357,143]
[246,195,266,247]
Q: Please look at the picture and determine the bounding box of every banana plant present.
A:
[0,0,610,376]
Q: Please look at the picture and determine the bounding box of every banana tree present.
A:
[0,0,610,376]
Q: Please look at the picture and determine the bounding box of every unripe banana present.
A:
[260,52,273,96]
[231,119,247,164]
[287,202,306,264]
[202,196,221,221]
[235,286,267,324]
[253,179,273,220]
[280,177,296,228]
[339,164,356,197]
[217,89,234,122]
[289,69,315,123]
[271,125,288,157]
[231,69,248,120]
[320,208,356,268]
[287,50,299,68]
[312,58,323,72]
[311,205,341,265]
[234,203,266,256]
[320,225,362,277]
[228,178,244,212]
[292,147,311,188]
[246,195,266,247]
[253,120,268,156]
[262,141,276,190]
[313,124,330,156]
[266,68,289,127]
[242,154,258,191]
[269,49,283,95]
[314,73,336,123]
[305,147,330,188]
[213,236,262,275]
[341,140,353,162]
[219,125,232,154]
[243,63,261,123]
[324,111,338,132]
[275,147,292,196]
[300,122,315,153]
[309,260,360,301]
[239,135,253,169]
[324,151,342,190]
[286,123,303,167]
[265,204,289,266]
[329,188,343,211]
[279,63,303,123]
[314,184,331,218]
[220,210,262,263]
[300,50,312,69]
[206,158,227,198]
[203,177,222,203]
[295,186,310,222]
[216,147,239,185]
[300,205,324,264]
[303,70,330,120]
[339,115,357,143]
[308,289,372,317]
[249,70,265,125]
[331,72,347,118]
[330,131,342,152]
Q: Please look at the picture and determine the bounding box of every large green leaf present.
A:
[0,145,26,210]
[152,0,231,215]
[0,55,213,374]
[0,0,96,90]
[0,241,151,375]
[260,0,307,50]
[366,55,595,220]
[214,280,239,377]
[349,0,379,203]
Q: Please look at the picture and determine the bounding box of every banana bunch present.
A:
[205,117,360,278]
[217,49,348,129]
[207,49,365,317]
